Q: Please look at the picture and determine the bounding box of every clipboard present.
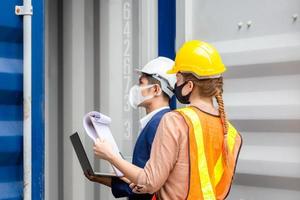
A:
[83,111,124,177]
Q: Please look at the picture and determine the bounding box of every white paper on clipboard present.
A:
[83,111,124,177]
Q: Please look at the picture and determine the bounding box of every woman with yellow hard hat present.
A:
[93,40,242,200]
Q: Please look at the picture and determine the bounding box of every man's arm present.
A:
[85,172,152,198]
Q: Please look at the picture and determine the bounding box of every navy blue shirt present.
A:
[111,108,170,199]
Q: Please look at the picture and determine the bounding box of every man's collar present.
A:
[139,106,170,130]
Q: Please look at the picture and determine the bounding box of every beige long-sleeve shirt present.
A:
[136,106,223,200]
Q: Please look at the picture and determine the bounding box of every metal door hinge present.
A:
[15,5,33,16]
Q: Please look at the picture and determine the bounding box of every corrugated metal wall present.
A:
[176,0,300,199]
[45,0,157,199]
[0,0,23,199]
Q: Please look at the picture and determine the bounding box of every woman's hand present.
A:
[93,138,144,187]
[93,138,114,161]
[130,183,148,194]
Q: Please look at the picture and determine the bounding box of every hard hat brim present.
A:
[134,68,145,74]
[135,69,156,76]
[167,64,226,76]
[166,66,178,74]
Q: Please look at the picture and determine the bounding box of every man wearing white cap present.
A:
[85,57,176,200]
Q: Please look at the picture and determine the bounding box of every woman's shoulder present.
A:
[162,110,185,120]
[160,111,188,131]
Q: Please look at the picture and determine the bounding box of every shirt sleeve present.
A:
[111,177,153,199]
[111,177,132,198]
[136,112,187,193]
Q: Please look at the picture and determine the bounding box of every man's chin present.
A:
[138,103,148,109]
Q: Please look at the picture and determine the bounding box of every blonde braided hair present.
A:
[182,74,229,162]
[214,78,228,136]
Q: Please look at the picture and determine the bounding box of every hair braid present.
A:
[215,92,228,136]
[181,74,230,163]
[214,78,230,164]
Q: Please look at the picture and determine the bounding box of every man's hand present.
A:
[84,171,101,183]
[83,170,112,187]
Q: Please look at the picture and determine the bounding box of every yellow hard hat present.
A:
[167,40,226,77]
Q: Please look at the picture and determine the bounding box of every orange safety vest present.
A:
[176,107,242,200]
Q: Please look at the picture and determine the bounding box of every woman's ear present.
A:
[182,81,193,96]
[187,80,194,91]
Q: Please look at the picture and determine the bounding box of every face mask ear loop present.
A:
[141,84,164,96]
[140,84,154,90]
[137,84,156,107]
[139,84,154,97]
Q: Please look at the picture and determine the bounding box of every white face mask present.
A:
[128,84,156,109]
